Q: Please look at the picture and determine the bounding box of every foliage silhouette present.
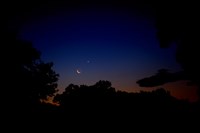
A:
[54,80,193,115]
[54,80,116,112]
[4,30,59,112]
[153,1,200,101]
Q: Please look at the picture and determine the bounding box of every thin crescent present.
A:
[77,69,81,74]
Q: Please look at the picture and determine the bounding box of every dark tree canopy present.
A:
[3,31,59,111]
[137,1,200,101]
[54,80,116,108]
[53,80,192,115]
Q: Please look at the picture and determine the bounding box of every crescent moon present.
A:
[76,69,81,74]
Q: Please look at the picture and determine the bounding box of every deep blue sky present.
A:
[18,5,181,93]
[17,2,199,102]
[15,1,197,101]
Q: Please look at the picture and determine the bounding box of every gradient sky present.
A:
[16,2,197,102]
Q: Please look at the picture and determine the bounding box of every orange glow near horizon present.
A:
[163,80,198,102]
[124,80,199,102]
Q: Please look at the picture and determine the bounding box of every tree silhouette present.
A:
[53,80,194,115]
[3,30,59,111]
[54,80,116,109]
[27,62,59,104]
[153,1,200,101]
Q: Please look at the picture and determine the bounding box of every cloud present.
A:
[136,69,187,87]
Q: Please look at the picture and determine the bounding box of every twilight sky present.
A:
[16,1,198,101]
